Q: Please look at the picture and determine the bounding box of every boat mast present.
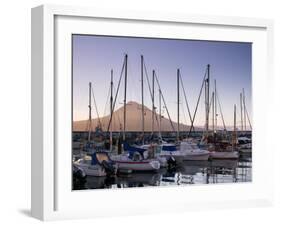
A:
[188,65,209,137]
[141,55,144,144]
[245,105,252,130]
[242,89,252,131]
[240,92,243,132]
[214,79,217,133]
[106,56,126,132]
[159,88,162,140]
[152,70,155,136]
[123,54,128,141]
[88,82,92,142]
[212,91,215,134]
[233,104,237,150]
[110,70,113,152]
[243,88,246,131]
[179,72,193,126]
[216,89,227,132]
[177,69,180,142]
[205,64,210,138]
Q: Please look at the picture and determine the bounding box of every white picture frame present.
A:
[31,4,274,221]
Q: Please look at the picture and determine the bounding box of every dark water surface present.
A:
[73,155,252,190]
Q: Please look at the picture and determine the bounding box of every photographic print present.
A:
[72,35,252,190]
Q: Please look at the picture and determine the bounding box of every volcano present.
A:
[73,101,195,132]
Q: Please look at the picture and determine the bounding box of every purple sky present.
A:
[72,34,252,128]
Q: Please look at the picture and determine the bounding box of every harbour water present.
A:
[73,155,251,190]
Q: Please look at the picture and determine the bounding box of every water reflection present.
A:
[73,157,252,190]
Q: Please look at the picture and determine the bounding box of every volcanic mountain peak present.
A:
[73,100,192,132]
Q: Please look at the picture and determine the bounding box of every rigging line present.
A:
[216,91,227,131]
[181,102,188,129]
[179,71,193,124]
[245,106,252,130]
[143,59,161,130]
[154,73,176,132]
[107,56,126,132]
[112,85,121,128]
[143,59,153,101]
[91,86,102,128]
[85,119,91,135]
[102,84,111,126]
[209,93,214,116]
[188,67,208,136]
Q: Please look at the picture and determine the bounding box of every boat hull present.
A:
[159,151,184,163]
[209,151,239,160]
[114,160,160,172]
[73,163,107,177]
[183,152,210,161]
[157,156,168,167]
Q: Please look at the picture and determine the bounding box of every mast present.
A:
[188,65,208,137]
[88,82,92,142]
[205,64,210,137]
[212,91,215,134]
[214,80,217,133]
[152,70,155,136]
[141,55,144,144]
[233,104,237,150]
[216,90,227,132]
[110,70,113,152]
[240,92,243,132]
[159,88,162,140]
[123,54,128,141]
[243,88,246,131]
[177,69,180,142]
[245,105,252,130]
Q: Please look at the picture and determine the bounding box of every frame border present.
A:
[31,4,274,221]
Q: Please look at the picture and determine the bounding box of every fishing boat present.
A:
[74,152,117,177]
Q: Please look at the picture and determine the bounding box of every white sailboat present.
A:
[108,55,161,172]
[74,152,117,177]
[180,141,210,161]
[112,154,161,172]
[175,69,210,161]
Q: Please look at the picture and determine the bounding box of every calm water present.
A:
[73,155,252,190]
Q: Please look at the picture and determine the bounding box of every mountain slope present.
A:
[73,101,195,132]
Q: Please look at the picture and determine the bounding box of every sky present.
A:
[72,34,252,128]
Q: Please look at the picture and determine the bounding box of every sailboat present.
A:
[175,68,210,161]
[192,67,238,160]
[74,151,117,177]
[209,103,239,159]
[237,89,252,155]
[73,82,117,176]
[108,54,161,172]
[82,82,105,154]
